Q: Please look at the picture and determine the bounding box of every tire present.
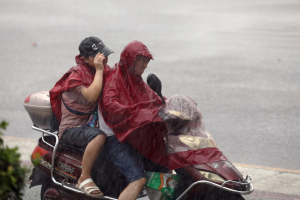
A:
[40,180,61,200]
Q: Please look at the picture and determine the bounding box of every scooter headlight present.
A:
[199,170,225,183]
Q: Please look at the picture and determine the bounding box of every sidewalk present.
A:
[3,136,300,199]
[3,136,37,166]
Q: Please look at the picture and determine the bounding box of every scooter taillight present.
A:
[31,145,48,160]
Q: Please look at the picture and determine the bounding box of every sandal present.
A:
[75,178,103,198]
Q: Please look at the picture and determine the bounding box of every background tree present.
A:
[0,121,27,200]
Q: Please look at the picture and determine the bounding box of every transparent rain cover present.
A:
[159,94,217,155]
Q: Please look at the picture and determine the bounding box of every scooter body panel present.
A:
[204,161,243,181]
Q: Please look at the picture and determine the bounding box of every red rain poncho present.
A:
[50,55,111,122]
[99,41,169,166]
[99,41,227,169]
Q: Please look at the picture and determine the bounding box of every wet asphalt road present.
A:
[0,0,299,181]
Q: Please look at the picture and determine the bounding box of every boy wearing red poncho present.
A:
[50,37,113,198]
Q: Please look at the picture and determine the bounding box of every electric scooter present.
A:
[25,75,253,200]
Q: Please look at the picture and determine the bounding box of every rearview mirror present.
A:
[147,74,165,104]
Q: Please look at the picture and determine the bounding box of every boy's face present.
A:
[133,55,150,76]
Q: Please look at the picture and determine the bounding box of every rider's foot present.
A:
[78,175,102,195]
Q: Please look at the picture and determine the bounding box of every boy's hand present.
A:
[94,53,105,71]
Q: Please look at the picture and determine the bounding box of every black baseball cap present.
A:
[79,36,113,58]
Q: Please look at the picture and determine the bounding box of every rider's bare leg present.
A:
[78,134,106,194]
[118,177,146,200]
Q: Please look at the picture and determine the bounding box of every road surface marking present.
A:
[2,136,37,142]
[234,163,300,174]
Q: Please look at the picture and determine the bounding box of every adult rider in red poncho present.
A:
[98,41,168,200]
[98,41,229,200]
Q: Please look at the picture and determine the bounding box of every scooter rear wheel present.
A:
[41,180,61,200]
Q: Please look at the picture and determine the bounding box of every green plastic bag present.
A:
[146,172,179,200]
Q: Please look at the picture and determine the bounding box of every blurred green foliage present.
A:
[0,120,28,200]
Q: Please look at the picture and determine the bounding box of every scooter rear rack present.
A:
[32,125,118,200]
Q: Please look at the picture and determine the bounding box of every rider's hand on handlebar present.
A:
[94,53,105,72]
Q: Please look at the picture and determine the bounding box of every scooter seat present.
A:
[40,135,85,154]
[58,139,85,154]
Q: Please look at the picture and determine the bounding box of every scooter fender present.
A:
[29,167,49,188]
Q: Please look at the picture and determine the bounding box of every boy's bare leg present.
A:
[78,134,106,194]
[118,178,146,200]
